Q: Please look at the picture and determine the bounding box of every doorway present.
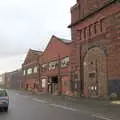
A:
[48,76,58,95]
[83,47,107,97]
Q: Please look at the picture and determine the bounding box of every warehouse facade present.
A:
[69,0,120,97]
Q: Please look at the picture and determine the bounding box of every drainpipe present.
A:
[38,63,41,92]
[79,41,83,96]
[106,53,109,96]
[58,54,61,95]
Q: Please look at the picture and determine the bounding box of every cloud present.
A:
[0,54,25,74]
[0,0,75,73]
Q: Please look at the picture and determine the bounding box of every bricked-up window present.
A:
[79,30,82,40]
[81,29,84,41]
[49,61,58,71]
[33,84,36,89]
[100,19,103,32]
[84,27,87,39]
[33,66,38,73]
[94,22,97,34]
[23,70,26,76]
[27,68,32,75]
[61,57,70,68]
[89,25,91,37]
[41,64,48,72]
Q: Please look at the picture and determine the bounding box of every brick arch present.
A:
[81,43,107,60]
[83,46,107,97]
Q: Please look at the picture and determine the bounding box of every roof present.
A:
[30,49,43,55]
[53,36,72,44]
[23,49,43,65]
[60,38,72,44]
[39,35,72,57]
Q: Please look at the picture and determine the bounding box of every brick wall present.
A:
[22,49,41,92]
[39,36,73,95]
[71,0,111,24]
[70,1,120,96]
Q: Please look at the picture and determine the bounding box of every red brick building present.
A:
[10,69,23,89]
[4,72,12,89]
[69,0,120,97]
[3,69,23,89]
[39,36,73,96]
[22,49,42,92]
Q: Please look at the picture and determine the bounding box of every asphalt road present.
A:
[0,90,116,120]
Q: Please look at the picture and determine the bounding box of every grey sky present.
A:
[0,0,75,74]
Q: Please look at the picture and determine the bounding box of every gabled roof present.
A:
[44,35,72,52]
[40,35,72,57]
[52,35,72,44]
[23,49,43,65]
[30,49,43,55]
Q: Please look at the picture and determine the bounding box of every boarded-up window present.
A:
[27,68,32,75]
[49,61,58,71]
[42,79,46,88]
[41,64,48,72]
[34,66,38,73]
[23,70,26,75]
[61,57,70,68]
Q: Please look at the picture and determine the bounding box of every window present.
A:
[41,64,48,72]
[49,61,58,71]
[34,66,38,73]
[84,27,86,39]
[34,84,36,89]
[61,57,70,68]
[79,30,82,40]
[27,68,32,75]
[100,19,103,32]
[0,90,7,96]
[94,22,97,34]
[89,25,91,37]
[23,70,26,75]
[42,79,46,88]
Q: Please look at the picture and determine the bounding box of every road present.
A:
[0,90,116,120]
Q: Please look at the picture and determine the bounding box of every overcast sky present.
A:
[0,0,75,74]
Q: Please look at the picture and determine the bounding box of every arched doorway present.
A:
[83,47,107,97]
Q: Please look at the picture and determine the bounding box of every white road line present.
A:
[33,98,48,104]
[16,93,29,98]
[49,104,78,112]
[92,114,112,120]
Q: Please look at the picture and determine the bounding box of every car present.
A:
[0,89,9,112]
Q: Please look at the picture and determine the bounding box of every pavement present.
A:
[0,89,120,120]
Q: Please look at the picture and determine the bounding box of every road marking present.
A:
[33,98,48,104]
[49,104,78,112]
[16,93,29,98]
[92,114,112,120]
